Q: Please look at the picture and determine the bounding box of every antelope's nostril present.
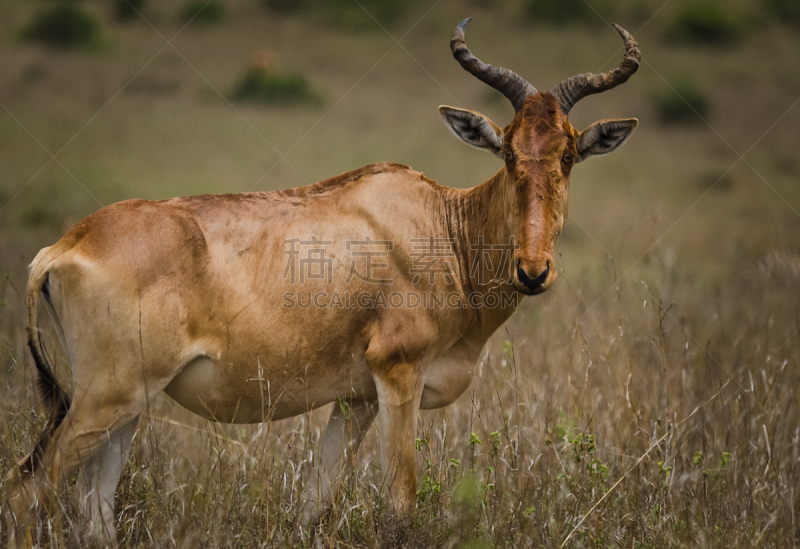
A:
[517,259,549,291]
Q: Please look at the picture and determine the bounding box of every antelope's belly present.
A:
[164,355,376,423]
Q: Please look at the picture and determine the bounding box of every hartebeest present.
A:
[5,19,640,546]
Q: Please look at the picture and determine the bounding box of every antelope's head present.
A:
[440,19,640,295]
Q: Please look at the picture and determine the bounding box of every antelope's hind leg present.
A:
[298,399,378,530]
[6,391,146,548]
[74,415,139,545]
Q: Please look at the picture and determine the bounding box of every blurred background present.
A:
[1,0,799,546]
[1,0,798,287]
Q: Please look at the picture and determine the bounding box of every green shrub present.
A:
[232,67,322,106]
[666,2,745,45]
[179,0,224,24]
[765,0,800,26]
[654,79,710,125]
[22,3,101,50]
[525,0,604,25]
[114,0,146,21]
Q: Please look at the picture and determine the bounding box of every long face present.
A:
[505,94,576,295]
[440,18,641,296]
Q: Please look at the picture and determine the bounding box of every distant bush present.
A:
[22,3,101,50]
[765,0,800,26]
[524,0,600,25]
[614,0,652,25]
[179,0,224,24]
[263,0,415,30]
[114,0,145,22]
[262,0,306,15]
[654,80,710,125]
[318,0,416,30]
[233,67,322,106]
[666,2,745,45]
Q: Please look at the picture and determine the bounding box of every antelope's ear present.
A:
[439,106,505,159]
[576,119,638,163]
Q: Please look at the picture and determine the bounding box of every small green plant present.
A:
[179,0,224,24]
[453,471,481,505]
[468,432,482,449]
[501,339,513,359]
[489,431,501,457]
[417,458,440,502]
[22,3,101,50]
[115,0,146,21]
[666,1,746,45]
[703,451,733,481]
[568,432,610,482]
[545,409,574,446]
[337,397,351,420]
[522,506,535,519]
[654,79,710,125]
[233,66,322,106]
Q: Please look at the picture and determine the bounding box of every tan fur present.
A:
[6,95,637,549]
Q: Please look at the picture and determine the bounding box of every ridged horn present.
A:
[450,18,537,112]
[549,24,641,114]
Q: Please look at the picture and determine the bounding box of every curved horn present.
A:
[450,18,537,112]
[549,24,641,115]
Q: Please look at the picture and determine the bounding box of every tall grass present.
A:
[1,248,797,547]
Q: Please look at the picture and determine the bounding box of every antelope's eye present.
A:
[504,150,515,162]
[562,153,575,164]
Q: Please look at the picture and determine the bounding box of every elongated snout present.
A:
[514,256,556,295]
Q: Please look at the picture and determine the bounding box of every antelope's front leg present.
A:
[371,362,424,513]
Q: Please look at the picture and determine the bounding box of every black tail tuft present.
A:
[22,318,71,477]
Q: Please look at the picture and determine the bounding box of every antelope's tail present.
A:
[18,252,71,477]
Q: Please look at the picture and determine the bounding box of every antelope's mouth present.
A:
[514,258,552,295]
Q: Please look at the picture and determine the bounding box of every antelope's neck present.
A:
[447,168,518,297]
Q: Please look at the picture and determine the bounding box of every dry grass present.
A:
[1,0,799,547]
[0,255,798,547]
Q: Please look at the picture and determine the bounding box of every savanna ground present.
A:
[1,0,799,547]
